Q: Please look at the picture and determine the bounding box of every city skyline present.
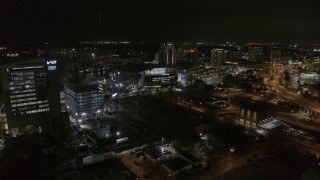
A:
[1,43,320,179]
[1,1,320,180]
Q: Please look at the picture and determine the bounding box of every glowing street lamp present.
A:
[229,147,235,153]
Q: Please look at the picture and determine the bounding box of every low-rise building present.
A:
[239,100,275,127]
[138,68,177,92]
[162,157,192,180]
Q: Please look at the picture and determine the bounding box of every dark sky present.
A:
[1,0,320,44]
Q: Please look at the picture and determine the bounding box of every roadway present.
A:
[172,95,320,155]
[171,97,239,116]
[265,64,320,114]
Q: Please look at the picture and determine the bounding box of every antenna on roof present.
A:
[94,9,103,61]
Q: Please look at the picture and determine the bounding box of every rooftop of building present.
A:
[56,158,137,180]
[236,96,275,112]
[0,57,42,66]
[64,80,101,93]
[115,64,155,74]
[163,157,191,172]
[300,71,319,76]
[144,146,170,159]
[179,151,201,163]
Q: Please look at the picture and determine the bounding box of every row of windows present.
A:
[11,97,36,103]
[12,107,49,114]
[10,77,32,81]
[9,75,44,80]
[10,89,35,94]
[10,93,36,99]
[64,91,103,97]
[39,104,49,108]
[65,96,103,102]
[9,72,44,77]
[75,103,104,106]
[9,85,36,91]
[10,66,43,71]
[26,108,49,114]
[65,102,103,111]
[10,71,35,76]
[76,96,103,101]
[9,81,37,86]
[76,93,101,97]
[66,99,103,105]
[11,101,48,107]
[8,78,44,85]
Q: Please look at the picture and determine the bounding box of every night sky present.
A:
[1,0,320,44]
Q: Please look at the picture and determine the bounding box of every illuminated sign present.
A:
[48,66,56,71]
[46,60,57,71]
[46,60,57,65]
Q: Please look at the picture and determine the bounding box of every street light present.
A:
[229,147,235,153]
[116,131,120,136]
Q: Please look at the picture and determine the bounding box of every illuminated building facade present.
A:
[141,75,176,91]
[138,67,177,91]
[211,49,226,67]
[299,71,320,85]
[64,81,104,119]
[239,101,275,127]
[1,58,69,135]
[166,43,176,65]
[159,43,177,66]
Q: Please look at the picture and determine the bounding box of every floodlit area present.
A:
[118,143,205,180]
[259,119,283,129]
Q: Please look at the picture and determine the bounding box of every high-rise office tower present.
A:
[184,48,199,65]
[159,43,177,66]
[211,49,226,67]
[63,57,104,120]
[248,46,264,60]
[65,62,80,80]
[1,58,69,136]
[166,43,176,66]
[270,49,282,63]
[174,42,199,65]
